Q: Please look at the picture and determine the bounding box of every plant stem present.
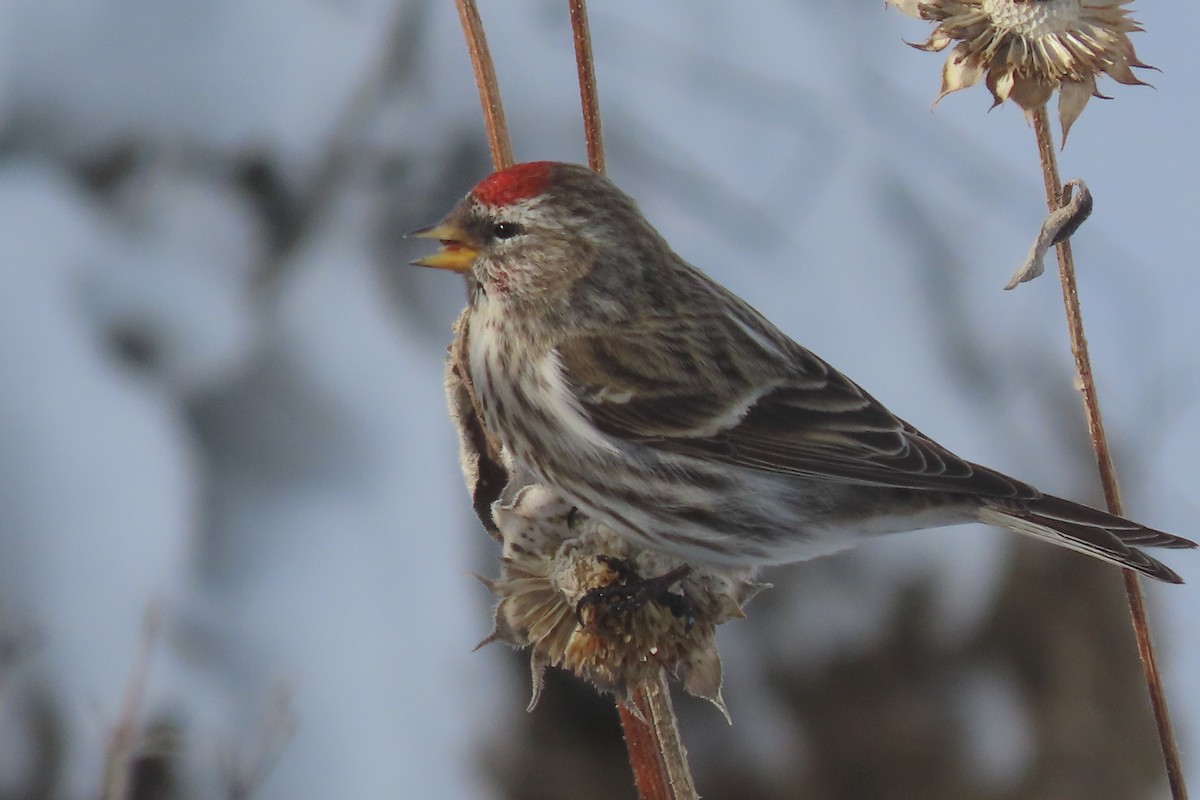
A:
[451,3,695,797]
[618,692,672,800]
[102,605,159,800]
[1030,105,1187,800]
[449,0,518,529]
[454,0,514,170]
[566,4,693,797]
[568,0,605,175]
[618,674,698,800]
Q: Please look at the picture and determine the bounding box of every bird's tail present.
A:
[978,494,1195,584]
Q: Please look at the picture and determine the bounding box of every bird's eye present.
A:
[492,221,522,240]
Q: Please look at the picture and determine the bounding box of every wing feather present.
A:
[557,306,1036,501]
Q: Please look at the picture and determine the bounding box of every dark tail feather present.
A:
[979,494,1196,584]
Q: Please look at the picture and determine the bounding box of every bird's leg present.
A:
[566,505,586,532]
[576,557,694,629]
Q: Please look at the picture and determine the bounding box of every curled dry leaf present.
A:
[1005,178,1093,289]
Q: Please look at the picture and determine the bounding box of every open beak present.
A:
[407,222,478,273]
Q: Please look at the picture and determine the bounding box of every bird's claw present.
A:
[575,557,694,630]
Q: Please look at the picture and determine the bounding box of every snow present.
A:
[0,0,1195,797]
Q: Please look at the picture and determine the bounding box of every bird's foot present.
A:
[575,556,694,630]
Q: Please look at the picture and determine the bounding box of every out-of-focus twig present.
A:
[0,617,41,727]
[219,686,297,800]
[1030,104,1187,800]
[251,1,430,292]
[101,604,160,800]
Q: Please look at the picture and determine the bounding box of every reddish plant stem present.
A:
[565,5,693,796]
[618,673,698,800]
[454,0,514,170]
[618,691,673,800]
[568,0,605,175]
[1031,106,1187,800]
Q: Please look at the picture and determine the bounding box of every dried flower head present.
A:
[890,0,1153,142]
[477,485,766,720]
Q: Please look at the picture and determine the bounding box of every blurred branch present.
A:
[251,0,430,291]
[1030,104,1187,800]
[102,605,160,800]
[0,615,41,728]
[218,686,296,800]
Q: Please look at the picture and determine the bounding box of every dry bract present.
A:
[890,0,1152,142]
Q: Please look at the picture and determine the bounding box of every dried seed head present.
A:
[890,0,1153,143]
[478,485,766,719]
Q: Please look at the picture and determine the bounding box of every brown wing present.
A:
[557,303,1038,501]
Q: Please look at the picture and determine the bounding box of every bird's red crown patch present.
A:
[471,161,556,207]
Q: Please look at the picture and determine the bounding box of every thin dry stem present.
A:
[219,687,297,800]
[454,0,514,170]
[102,604,160,800]
[568,0,605,175]
[449,3,691,797]
[645,671,699,799]
[252,2,427,292]
[564,4,692,796]
[447,0,517,537]
[0,618,41,727]
[1031,105,1187,800]
[618,692,672,800]
[617,675,699,800]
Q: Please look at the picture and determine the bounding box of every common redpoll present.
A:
[413,161,1194,583]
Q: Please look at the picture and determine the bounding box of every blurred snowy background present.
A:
[0,1,1196,798]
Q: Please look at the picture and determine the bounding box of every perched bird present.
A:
[412,161,1194,583]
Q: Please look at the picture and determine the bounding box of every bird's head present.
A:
[411,161,666,312]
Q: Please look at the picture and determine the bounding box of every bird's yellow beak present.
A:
[408,223,478,273]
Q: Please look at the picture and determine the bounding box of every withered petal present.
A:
[1058,77,1095,144]
[937,46,985,101]
[887,0,926,20]
[1009,76,1054,111]
[1106,56,1153,87]
[910,29,953,53]
[986,65,1016,106]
